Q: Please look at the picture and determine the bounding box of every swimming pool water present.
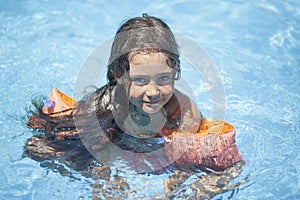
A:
[1,0,299,199]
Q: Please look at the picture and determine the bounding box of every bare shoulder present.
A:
[173,88,187,101]
[173,89,200,113]
[166,89,202,119]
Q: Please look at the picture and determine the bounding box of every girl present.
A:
[26,14,242,174]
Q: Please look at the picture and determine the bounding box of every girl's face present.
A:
[124,52,175,113]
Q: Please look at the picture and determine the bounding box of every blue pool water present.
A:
[1,0,299,199]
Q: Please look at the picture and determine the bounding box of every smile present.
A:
[143,100,161,105]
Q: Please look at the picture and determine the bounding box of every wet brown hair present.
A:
[107,14,181,88]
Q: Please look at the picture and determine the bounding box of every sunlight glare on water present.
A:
[0,0,299,199]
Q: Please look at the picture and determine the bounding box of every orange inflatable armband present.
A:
[197,118,235,136]
[43,88,78,116]
[163,118,242,171]
[169,118,235,137]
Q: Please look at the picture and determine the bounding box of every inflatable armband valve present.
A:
[43,99,55,108]
[42,88,78,116]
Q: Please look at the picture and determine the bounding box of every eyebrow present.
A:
[129,72,174,78]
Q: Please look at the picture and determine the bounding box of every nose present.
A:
[145,82,160,98]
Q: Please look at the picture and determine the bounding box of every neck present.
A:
[129,103,151,126]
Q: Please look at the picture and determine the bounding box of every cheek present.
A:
[128,85,143,99]
[129,85,174,97]
[160,85,174,97]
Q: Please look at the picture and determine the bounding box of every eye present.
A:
[157,75,171,85]
[131,77,149,86]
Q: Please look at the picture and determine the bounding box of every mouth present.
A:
[143,99,161,105]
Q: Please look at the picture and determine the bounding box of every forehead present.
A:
[129,52,173,75]
[129,52,167,65]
